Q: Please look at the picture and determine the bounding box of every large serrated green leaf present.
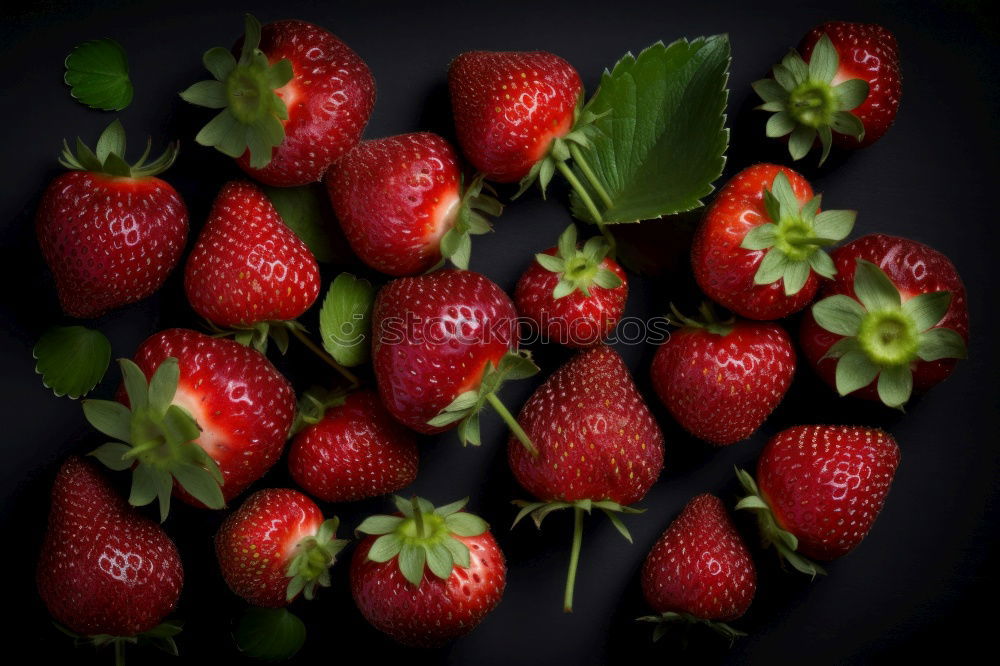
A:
[570,36,730,223]
[34,326,112,399]
[318,273,375,367]
[64,39,133,111]
[263,185,340,263]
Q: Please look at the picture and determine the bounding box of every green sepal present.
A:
[34,326,112,399]
[235,608,305,661]
[58,120,178,179]
[636,611,747,645]
[438,174,502,270]
[666,302,734,337]
[285,517,348,602]
[54,620,182,659]
[211,319,304,356]
[64,38,133,111]
[536,225,623,300]
[290,386,348,436]
[511,498,643,540]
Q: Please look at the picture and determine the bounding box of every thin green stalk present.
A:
[563,507,585,613]
[486,393,537,457]
[114,641,125,666]
[568,144,612,208]
[555,160,603,224]
[288,326,359,387]
[411,496,425,537]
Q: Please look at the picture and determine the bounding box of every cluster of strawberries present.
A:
[32,13,969,662]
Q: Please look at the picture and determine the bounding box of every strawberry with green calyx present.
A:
[351,496,506,646]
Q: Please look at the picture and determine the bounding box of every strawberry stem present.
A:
[563,506,585,613]
[288,325,359,387]
[485,393,537,456]
[411,496,425,538]
[556,160,603,224]
[114,640,125,666]
[568,144,612,209]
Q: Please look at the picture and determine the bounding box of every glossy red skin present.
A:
[514,248,628,348]
[449,51,582,182]
[235,20,375,186]
[372,269,519,433]
[651,320,795,445]
[37,457,183,636]
[800,234,969,401]
[641,494,756,621]
[757,425,900,560]
[326,133,462,276]
[692,164,821,320]
[508,346,663,504]
[800,21,901,148]
[126,329,296,506]
[184,181,320,327]
[289,391,418,502]
[350,524,506,646]
[215,488,325,607]
[36,172,188,318]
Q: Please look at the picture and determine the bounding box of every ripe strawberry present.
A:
[184,181,320,338]
[371,269,537,448]
[753,22,901,164]
[182,15,375,186]
[37,457,183,656]
[216,488,346,607]
[289,389,418,502]
[691,163,856,320]
[509,345,663,611]
[736,425,900,575]
[801,234,968,408]
[85,328,296,517]
[449,50,584,185]
[650,304,795,445]
[514,224,627,348]
[326,132,502,275]
[36,120,187,318]
[638,494,755,642]
[351,497,506,646]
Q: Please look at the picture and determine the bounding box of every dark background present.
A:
[2,1,998,664]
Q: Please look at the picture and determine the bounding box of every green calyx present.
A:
[668,302,734,337]
[357,496,488,587]
[84,358,224,521]
[535,225,623,299]
[59,119,178,179]
[734,468,825,578]
[752,34,870,165]
[438,174,503,270]
[427,350,539,454]
[636,611,747,645]
[811,258,968,409]
[285,517,347,602]
[179,14,293,169]
[740,171,855,296]
[56,620,183,663]
[512,498,644,613]
[290,386,348,436]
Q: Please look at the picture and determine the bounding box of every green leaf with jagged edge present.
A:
[318,273,375,368]
[34,326,111,399]
[64,39,133,110]
[236,608,305,661]
[568,36,730,224]
[264,185,340,263]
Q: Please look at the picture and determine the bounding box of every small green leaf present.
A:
[118,358,149,411]
[766,112,795,138]
[442,536,471,569]
[601,509,633,543]
[812,294,866,336]
[82,399,133,443]
[752,78,788,103]
[853,260,901,312]
[178,80,227,108]
[831,111,865,140]
[147,358,179,414]
[832,79,870,111]
[741,224,778,251]
[356,515,405,535]
[535,253,566,273]
[808,249,837,279]
[398,543,426,586]
[807,34,839,83]
[425,544,454,579]
[812,210,856,241]
[835,350,880,396]
[319,273,375,368]
[89,442,133,471]
[34,326,112,399]
[172,462,224,509]
[235,608,306,661]
[877,364,913,408]
[367,533,403,562]
[902,292,952,332]
[435,498,469,517]
[264,185,340,263]
[788,125,816,161]
[95,120,127,163]
[129,463,159,507]
[782,260,810,296]
[445,512,488,537]
[753,248,791,285]
[917,327,968,361]
[64,39,133,111]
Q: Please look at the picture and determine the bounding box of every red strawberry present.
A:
[84,328,296,517]
[182,15,375,187]
[753,22,901,164]
[37,457,183,655]
[371,269,537,449]
[449,50,583,184]
[801,234,968,408]
[650,304,795,445]
[638,494,755,642]
[184,180,320,335]
[216,488,346,607]
[514,224,627,348]
[351,497,506,646]
[691,163,856,320]
[36,121,187,318]
[289,390,418,502]
[326,132,502,275]
[509,345,663,611]
[736,425,900,575]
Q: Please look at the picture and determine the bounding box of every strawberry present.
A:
[351,497,506,646]
[691,163,856,320]
[216,488,346,607]
[37,457,183,659]
[753,21,901,164]
[184,180,320,345]
[449,50,587,187]
[84,328,296,517]
[325,132,502,275]
[371,268,538,449]
[801,234,968,408]
[510,345,664,611]
[36,120,187,318]
[181,15,375,187]
[736,425,901,575]
[638,494,755,642]
[514,224,627,347]
[288,389,418,502]
[650,304,795,445]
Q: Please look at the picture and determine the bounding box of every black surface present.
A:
[2,1,998,664]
